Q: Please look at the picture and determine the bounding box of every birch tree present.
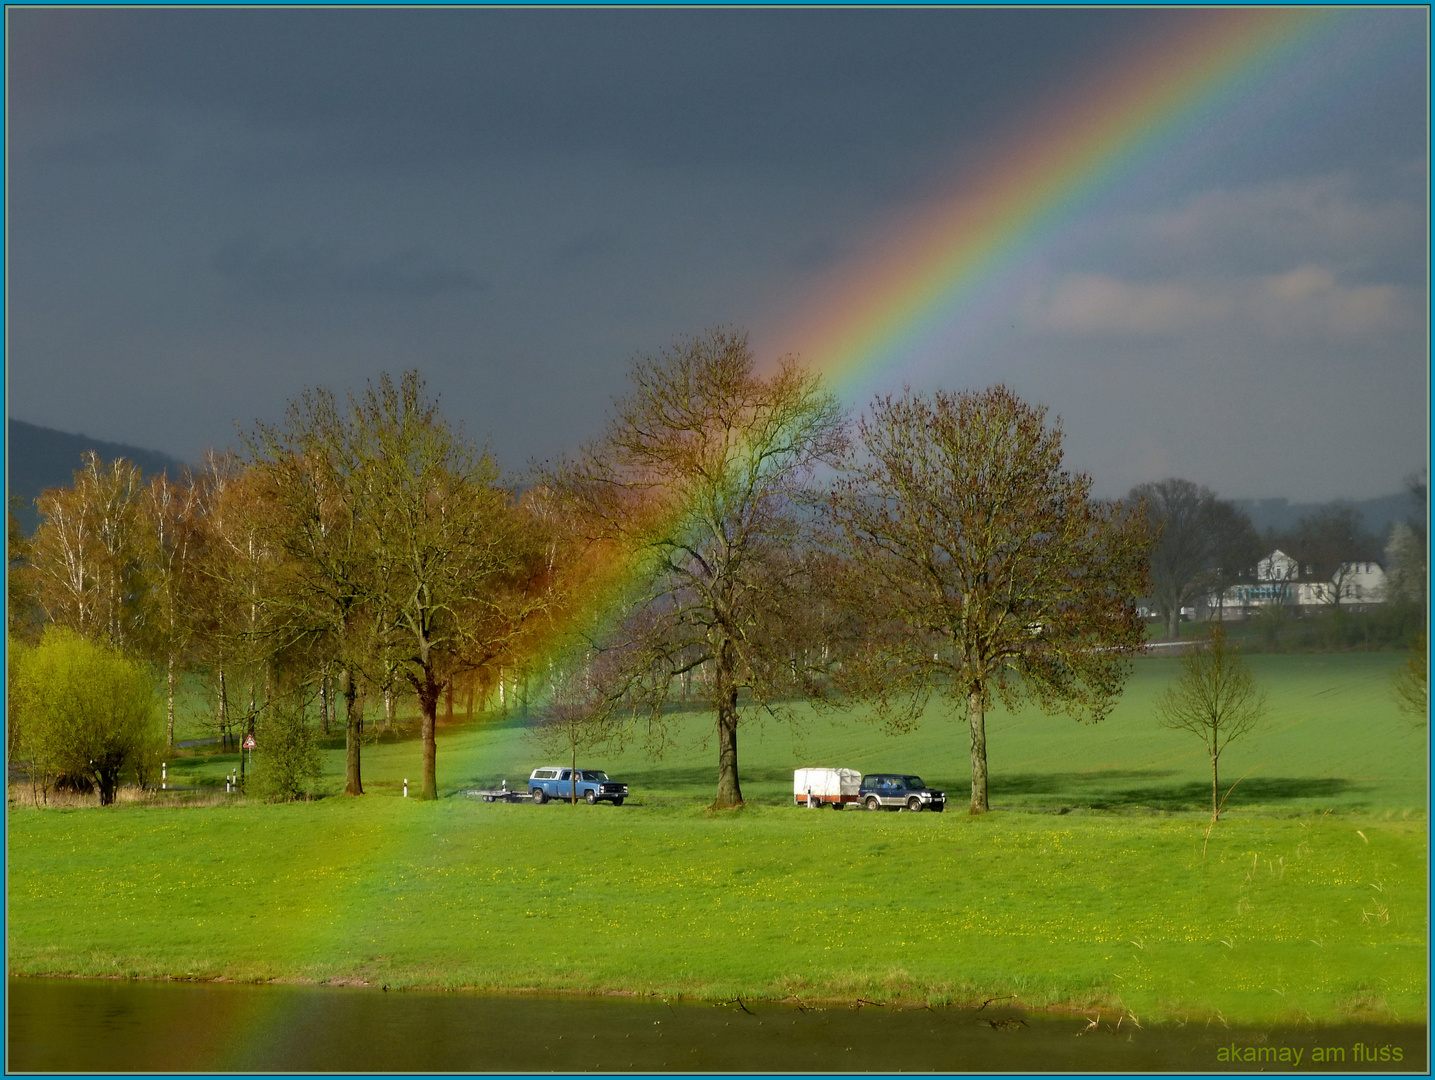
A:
[30,452,148,650]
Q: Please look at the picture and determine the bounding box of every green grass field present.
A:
[8,653,1427,1024]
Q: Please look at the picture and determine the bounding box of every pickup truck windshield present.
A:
[580,771,609,781]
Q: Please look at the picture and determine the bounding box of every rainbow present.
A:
[762,8,1400,402]
[528,7,1418,681]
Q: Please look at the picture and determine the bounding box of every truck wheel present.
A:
[585,790,598,805]
[531,788,547,805]
[612,798,624,807]
[865,796,880,811]
[907,796,923,812]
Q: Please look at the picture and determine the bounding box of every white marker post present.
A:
[162,763,167,791]
[403,779,409,798]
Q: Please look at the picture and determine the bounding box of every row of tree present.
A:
[11,372,553,801]
[19,328,1285,813]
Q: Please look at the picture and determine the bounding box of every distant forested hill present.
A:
[1231,492,1420,543]
[7,419,190,534]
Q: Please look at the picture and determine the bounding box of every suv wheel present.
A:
[864,796,880,811]
[531,788,547,805]
[907,796,923,813]
[585,790,598,805]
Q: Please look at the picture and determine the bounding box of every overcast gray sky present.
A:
[7,8,1427,501]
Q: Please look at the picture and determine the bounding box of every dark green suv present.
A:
[858,774,946,812]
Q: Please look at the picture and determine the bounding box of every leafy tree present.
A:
[543,329,846,809]
[1392,632,1427,724]
[10,626,161,805]
[1384,522,1426,606]
[1127,478,1258,637]
[8,497,41,639]
[828,385,1151,815]
[1156,622,1265,822]
[253,699,324,802]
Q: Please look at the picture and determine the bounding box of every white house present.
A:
[1210,549,1386,614]
[1296,561,1387,607]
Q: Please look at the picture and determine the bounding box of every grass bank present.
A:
[8,653,1427,1024]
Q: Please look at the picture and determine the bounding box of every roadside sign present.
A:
[243,735,256,749]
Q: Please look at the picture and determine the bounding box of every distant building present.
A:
[1208,550,1386,616]
[1296,561,1387,608]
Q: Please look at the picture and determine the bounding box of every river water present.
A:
[7,978,1424,1073]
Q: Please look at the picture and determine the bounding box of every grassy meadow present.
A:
[7,652,1427,1025]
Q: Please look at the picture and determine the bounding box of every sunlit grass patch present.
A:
[7,653,1426,1024]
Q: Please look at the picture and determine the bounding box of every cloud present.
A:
[1028,266,1417,341]
[212,238,480,298]
[551,228,622,265]
[1036,275,1226,334]
[1116,170,1425,280]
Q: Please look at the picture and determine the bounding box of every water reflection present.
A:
[7,978,1424,1073]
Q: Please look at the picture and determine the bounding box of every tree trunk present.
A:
[384,662,394,730]
[418,673,441,800]
[1168,606,1180,640]
[320,675,330,735]
[968,688,989,814]
[342,666,363,796]
[713,650,743,808]
[95,766,120,806]
[1211,752,1220,821]
[218,666,229,749]
[166,656,175,749]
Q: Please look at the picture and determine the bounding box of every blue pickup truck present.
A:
[528,767,629,805]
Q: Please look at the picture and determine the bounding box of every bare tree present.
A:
[246,385,382,796]
[529,658,632,804]
[1128,478,1257,637]
[829,386,1151,815]
[543,329,846,809]
[191,453,276,786]
[1289,505,1378,610]
[140,472,207,748]
[30,452,149,651]
[1156,622,1265,822]
[363,372,541,800]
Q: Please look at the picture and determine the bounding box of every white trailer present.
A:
[793,767,861,809]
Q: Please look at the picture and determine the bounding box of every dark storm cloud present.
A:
[212,238,482,299]
[5,7,1426,502]
[7,7,1163,180]
[551,229,623,267]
